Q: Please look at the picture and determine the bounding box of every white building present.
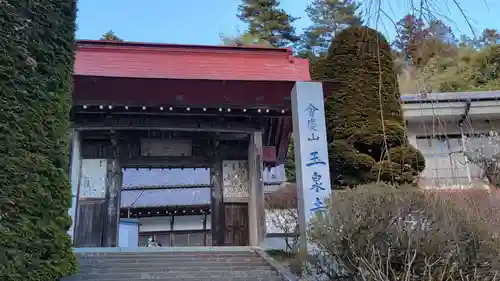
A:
[404,91,500,189]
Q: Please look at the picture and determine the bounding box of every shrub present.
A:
[440,188,500,235]
[0,1,78,280]
[312,26,425,187]
[309,185,500,281]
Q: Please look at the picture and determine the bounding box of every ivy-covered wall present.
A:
[0,1,78,280]
[312,26,425,187]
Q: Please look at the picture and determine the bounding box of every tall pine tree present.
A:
[298,0,362,58]
[237,0,299,48]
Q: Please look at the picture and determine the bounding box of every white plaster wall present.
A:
[172,215,206,231]
[139,217,171,232]
[264,236,298,251]
[138,215,211,232]
[406,119,500,189]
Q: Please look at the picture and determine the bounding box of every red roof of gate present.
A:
[75,40,311,81]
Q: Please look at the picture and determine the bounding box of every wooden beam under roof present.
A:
[73,114,264,133]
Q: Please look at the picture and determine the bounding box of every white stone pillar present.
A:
[68,130,82,241]
[248,131,265,247]
[291,81,332,255]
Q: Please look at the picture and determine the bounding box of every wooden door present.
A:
[224,203,249,246]
[74,200,105,247]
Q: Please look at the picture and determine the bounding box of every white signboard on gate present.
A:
[291,82,332,251]
[79,159,107,199]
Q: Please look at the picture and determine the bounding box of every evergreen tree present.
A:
[312,26,425,187]
[298,0,362,58]
[237,0,299,48]
[101,30,123,41]
[0,0,78,280]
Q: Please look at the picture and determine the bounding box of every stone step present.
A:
[77,255,261,261]
[64,269,279,281]
[64,277,282,281]
[76,251,256,258]
[78,257,269,265]
[78,265,274,273]
[78,262,270,270]
[76,251,260,258]
[64,250,284,281]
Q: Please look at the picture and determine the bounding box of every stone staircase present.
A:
[62,248,284,281]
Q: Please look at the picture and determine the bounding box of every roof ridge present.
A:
[77,39,293,55]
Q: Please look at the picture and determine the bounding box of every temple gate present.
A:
[68,40,310,247]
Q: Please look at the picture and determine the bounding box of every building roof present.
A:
[401,91,500,103]
[122,168,211,189]
[120,165,288,208]
[121,183,291,209]
[122,165,287,189]
[121,187,211,208]
[75,40,310,81]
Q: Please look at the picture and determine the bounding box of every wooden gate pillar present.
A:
[102,134,122,247]
[248,131,265,247]
[210,141,225,246]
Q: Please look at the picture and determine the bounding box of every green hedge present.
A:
[0,1,78,280]
[312,26,425,187]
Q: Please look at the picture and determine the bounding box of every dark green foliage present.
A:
[237,0,299,48]
[284,139,296,182]
[369,160,403,182]
[329,141,375,187]
[320,27,403,138]
[101,30,123,41]
[0,1,78,280]
[313,26,425,187]
[388,145,426,173]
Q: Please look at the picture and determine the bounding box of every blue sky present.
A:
[76,0,500,46]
